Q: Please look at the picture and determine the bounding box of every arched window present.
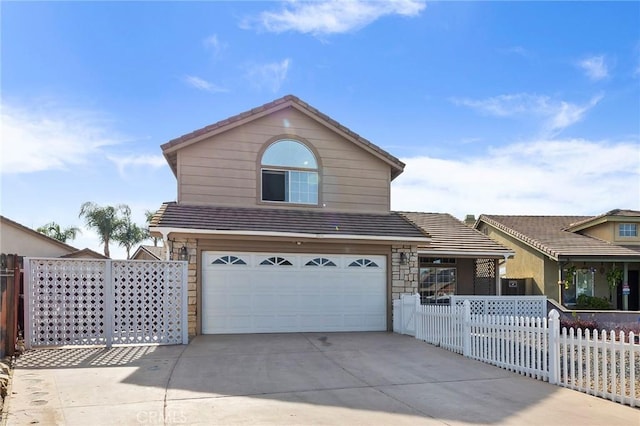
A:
[261,139,319,205]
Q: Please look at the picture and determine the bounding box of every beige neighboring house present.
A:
[0,215,106,259]
[150,95,511,337]
[475,209,640,310]
[130,245,165,260]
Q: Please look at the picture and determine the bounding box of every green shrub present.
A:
[575,294,612,310]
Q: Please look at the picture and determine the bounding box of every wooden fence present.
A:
[0,254,21,358]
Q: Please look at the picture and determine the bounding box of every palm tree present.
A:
[78,202,130,258]
[36,222,81,243]
[144,209,160,247]
[114,212,148,259]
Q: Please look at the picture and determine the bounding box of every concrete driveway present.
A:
[4,332,638,425]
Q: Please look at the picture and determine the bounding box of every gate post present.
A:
[181,261,189,344]
[104,260,113,348]
[23,258,32,350]
[548,309,560,384]
[462,300,471,357]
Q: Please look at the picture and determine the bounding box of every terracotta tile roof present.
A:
[152,202,429,241]
[160,95,405,179]
[400,212,513,258]
[478,215,640,260]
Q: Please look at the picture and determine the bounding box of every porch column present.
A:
[557,263,563,305]
[495,259,501,296]
[622,262,629,311]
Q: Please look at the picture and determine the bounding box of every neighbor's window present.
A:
[261,139,318,205]
[619,223,638,237]
[575,269,595,298]
[418,257,457,304]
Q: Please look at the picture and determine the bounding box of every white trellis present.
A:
[24,258,188,348]
[450,295,547,317]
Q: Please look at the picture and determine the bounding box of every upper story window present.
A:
[261,139,318,205]
[619,223,638,237]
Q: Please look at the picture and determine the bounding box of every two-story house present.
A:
[150,95,512,336]
[475,210,640,310]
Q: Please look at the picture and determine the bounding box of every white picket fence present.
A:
[394,294,640,408]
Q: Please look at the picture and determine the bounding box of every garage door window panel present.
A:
[348,258,379,268]
[261,139,318,205]
[260,256,293,266]
[305,257,337,267]
[211,255,247,265]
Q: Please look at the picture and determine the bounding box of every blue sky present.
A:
[1,1,639,259]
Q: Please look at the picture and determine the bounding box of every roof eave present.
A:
[150,226,430,244]
[417,249,515,259]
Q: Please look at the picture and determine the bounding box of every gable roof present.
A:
[131,245,164,260]
[400,212,514,258]
[478,214,640,261]
[564,209,640,232]
[60,248,109,259]
[1,215,79,253]
[161,94,406,180]
[151,202,429,243]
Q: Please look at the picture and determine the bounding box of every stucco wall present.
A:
[0,221,75,258]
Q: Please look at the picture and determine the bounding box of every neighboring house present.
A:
[400,212,513,302]
[0,215,105,259]
[130,245,165,260]
[150,95,511,336]
[475,210,640,310]
[60,248,108,259]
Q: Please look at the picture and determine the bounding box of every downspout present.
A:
[159,230,171,261]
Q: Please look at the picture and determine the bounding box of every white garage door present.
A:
[202,251,387,334]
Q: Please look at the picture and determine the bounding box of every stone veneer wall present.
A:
[391,244,419,299]
[170,238,198,337]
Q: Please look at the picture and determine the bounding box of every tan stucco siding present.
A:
[580,222,613,242]
[0,222,75,258]
[479,224,547,296]
[543,257,561,299]
[580,221,640,245]
[176,107,391,213]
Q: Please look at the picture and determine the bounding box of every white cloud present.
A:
[107,154,167,177]
[0,102,119,174]
[203,34,227,57]
[451,93,603,135]
[244,0,425,35]
[246,59,291,93]
[547,95,603,134]
[577,55,609,81]
[183,75,227,93]
[391,138,640,219]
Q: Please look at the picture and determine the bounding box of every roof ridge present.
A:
[478,214,560,259]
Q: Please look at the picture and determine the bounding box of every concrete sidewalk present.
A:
[4,332,638,425]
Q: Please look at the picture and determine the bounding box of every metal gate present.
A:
[24,258,188,348]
